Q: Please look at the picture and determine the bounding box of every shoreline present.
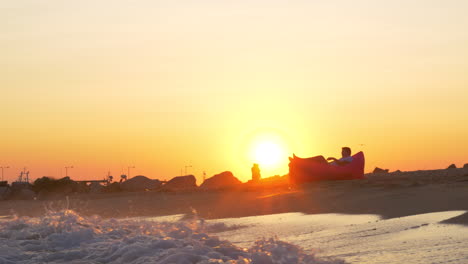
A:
[0,168,467,226]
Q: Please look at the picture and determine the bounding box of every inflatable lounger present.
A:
[289,151,365,183]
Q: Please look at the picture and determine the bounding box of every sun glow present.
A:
[235,125,296,178]
[235,126,294,180]
[253,141,284,167]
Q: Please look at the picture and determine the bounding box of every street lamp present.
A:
[184,165,192,175]
[65,166,74,177]
[0,166,9,181]
[127,166,135,178]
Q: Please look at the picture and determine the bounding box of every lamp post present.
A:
[127,166,135,179]
[65,166,74,177]
[184,165,192,175]
[0,166,9,181]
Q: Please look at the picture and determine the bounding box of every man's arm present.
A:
[334,160,351,166]
[327,157,351,165]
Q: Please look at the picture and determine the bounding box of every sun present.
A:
[238,128,293,177]
[253,141,283,167]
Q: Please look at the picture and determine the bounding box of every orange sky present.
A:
[1,0,467,183]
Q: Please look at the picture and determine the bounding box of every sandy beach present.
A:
[2,168,467,223]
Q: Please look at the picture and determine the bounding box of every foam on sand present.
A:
[206,211,468,264]
[0,210,345,264]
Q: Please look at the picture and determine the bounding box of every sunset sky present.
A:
[1,0,467,183]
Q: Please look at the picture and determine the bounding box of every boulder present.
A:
[89,182,104,193]
[463,163,468,169]
[245,175,289,189]
[200,171,241,190]
[373,167,389,174]
[76,182,90,193]
[161,175,197,191]
[120,175,162,192]
[11,182,32,191]
[10,182,34,199]
[447,164,457,169]
[36,190,69,200]
[36,190,51,200]
[102,182,122,193]
[17,188,36,200]
[0,187,11,200]
[260,175,289,185]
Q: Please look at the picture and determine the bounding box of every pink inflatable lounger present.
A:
[289,151,365,183]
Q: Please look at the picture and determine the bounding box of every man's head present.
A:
[341,147,351,157]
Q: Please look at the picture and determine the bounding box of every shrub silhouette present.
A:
[32,176,78,194]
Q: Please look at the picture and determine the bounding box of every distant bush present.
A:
[32,176,78,194]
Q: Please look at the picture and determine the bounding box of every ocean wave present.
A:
[0,210,345,264]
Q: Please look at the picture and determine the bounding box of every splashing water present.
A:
[0,210,346,264]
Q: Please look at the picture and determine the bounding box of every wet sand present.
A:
[203,211,468,264]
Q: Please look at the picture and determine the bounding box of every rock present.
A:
[373,167,389,173]
[11,182,32,191]
[102,182,122,193]
[36,190,68,200]
[0,187,11,200]
[393,170,402,173]
[89,182,104,193]
[161,175,197,191]
[17,189,36,200]
[200,171,241,190]
[463,163,468,169]
[245,175,289,189]
[261,175,289,184]
[76,182,89,193]
[10,182,34,199]
[447,164,457,169]
[120,175,162,192]
[36,190,51,200]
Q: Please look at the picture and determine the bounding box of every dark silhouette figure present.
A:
[289,147,353,166]
[251,163,261,182]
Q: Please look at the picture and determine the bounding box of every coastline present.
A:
[1,168,467,226]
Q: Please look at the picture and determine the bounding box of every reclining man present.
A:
[289,147,353,166]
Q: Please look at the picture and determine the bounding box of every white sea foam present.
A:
[0,210,345,264]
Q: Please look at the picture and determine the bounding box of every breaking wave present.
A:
[0,210,345,263]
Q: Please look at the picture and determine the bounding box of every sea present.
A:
[0,209,467,264]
